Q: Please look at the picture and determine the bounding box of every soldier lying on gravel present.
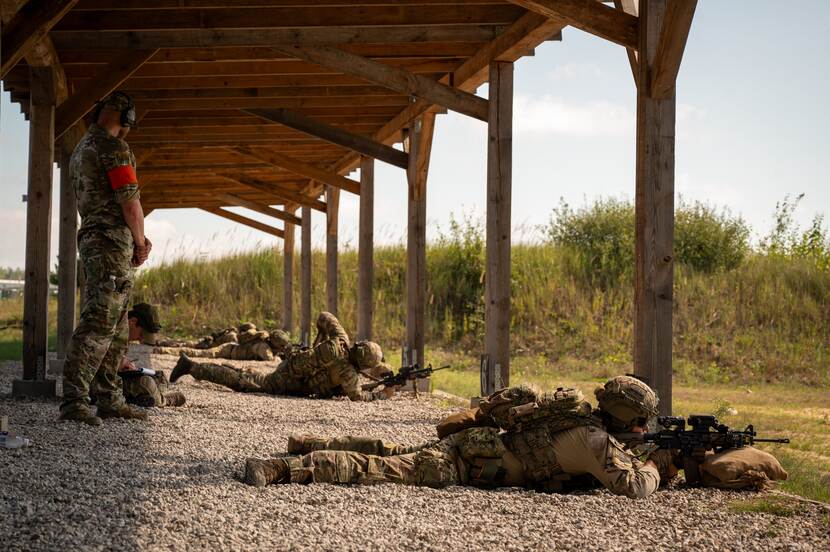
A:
[243,376,676,499]
[169,312,396,401]
[153,327,291,361]
[91,357,186,408]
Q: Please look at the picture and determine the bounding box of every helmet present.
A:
[95,91,136,127]
[128,303,161,333]
[238,322,257,333]
[350,341,384,370]
[268,330,290,352]
[595,375,659,430]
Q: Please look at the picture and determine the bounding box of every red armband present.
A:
[107,165,138,190]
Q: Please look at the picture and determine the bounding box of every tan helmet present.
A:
[238,322,257,333]
[268,330,290,352]
[350,341,384,370]
[595,375,659,430]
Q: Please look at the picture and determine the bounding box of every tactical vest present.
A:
[479,386,598,490]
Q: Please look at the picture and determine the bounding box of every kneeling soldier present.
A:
[243,376,671,499]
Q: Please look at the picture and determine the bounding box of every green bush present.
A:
[761,194,830,270]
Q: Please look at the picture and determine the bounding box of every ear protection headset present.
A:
[92,91,137,127]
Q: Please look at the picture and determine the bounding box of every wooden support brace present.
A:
[215,172,327,213]
[650,0,697,99]
[0,0,78,78]
[326,186,340,315]
[357,156,374,341]
[272,44,489,121]
[300,206,312,345]
[54,48,158,140]
[507,0,639,49]
[614,0,640,85]
[244,108,408,170]
[634,0,677,416]
[212,191,302,225]
[200,207,284,238]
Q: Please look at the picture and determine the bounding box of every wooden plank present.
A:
[231,146,360,195]
[650,0,697,99]
[405,113,435,390]
[273,44,489,121]
[200,207,284,238]
[283,217,295,334]
[484,61,513,394]
[634,0,676,416]
[128,85,400,100]
[507,0,639,49]
[300,206,312,345]
[614,0,639,85]
[357,156,374,341]
[54,49,158,139]
[50,25,502,50]
[21,66,56,383]
[214,173,327,212]
[326,186,340,315]
[0,0,78,78]
[121,95,412,112]
[74,0,508,7]
[212,191,302,225]
[244,108,408,169]
[56,149,78,358]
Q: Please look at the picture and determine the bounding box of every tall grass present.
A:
[131,198,830,387]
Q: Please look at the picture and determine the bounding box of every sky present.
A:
[1,1,829,270]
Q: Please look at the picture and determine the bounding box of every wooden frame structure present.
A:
[3,1,696,412]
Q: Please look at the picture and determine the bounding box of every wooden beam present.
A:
[244,108,408,169]
[634,0,676,416]
[300,206,312,345]
[273,44,489,121]
[326,186,340,315]
[614,0,640,85]
[19,66,56,391]
[650,0,697,99]
[200,207,284,239]
[50,25,502,50]
[283,217,295,334]
[405,113,435,391]
[212,191,301,226]
[230,146,360,195]
[483,61,513,395]
[214,173,327,212]
[357,156,374,341]
[507,0,638,49]
[55,49,158,139]
[56,148,77,359]
[0,0,78,78]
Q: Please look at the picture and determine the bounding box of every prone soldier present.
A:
[169,312,395,401]
[154,327,290,361]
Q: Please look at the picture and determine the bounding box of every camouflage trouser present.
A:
[283,428,510,488]
[156,341,274,361]
[62,234,133,411]
[189,361,293,394]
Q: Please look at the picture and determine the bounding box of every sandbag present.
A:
[436,408,498,439]
[700,447,787,490]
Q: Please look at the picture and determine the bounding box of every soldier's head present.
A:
[93,91,136,138]
[349,341,392,378]
[238,322,257,333]
[268,330,291,354]
[595,375,659,432]
[128,303,162,344]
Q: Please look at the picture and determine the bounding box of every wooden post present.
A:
[15,66,57,397]
[325,186,340,315]
[282,217,295,335]
[483,61,514,396]
[405,113,435,390]
[634,0,676,416]
[357,155,374,341]
[56,148,78,359]
[300,206,312,345]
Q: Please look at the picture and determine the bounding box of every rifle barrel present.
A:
[754,438,790,443]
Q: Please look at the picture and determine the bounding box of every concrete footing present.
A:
[12,379,57,398]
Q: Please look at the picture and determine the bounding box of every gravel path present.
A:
[1,352,828,551]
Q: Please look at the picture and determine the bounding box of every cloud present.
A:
[547,62,604,82]
[514,94,634,137]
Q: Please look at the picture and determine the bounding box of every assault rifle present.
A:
[619,415,789,485]
[361,363,451,392]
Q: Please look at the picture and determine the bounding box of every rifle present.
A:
[618,415,790,485]
[361,363,451,392]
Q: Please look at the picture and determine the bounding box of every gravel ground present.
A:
[1,350,828,551]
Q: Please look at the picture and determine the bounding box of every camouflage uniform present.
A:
[154,329,289,361]
[61,118,140,415]
[150,327,239,349]
[119,371,185,408]
[177,312,390,401]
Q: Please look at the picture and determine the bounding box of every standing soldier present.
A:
[59,91,152,426]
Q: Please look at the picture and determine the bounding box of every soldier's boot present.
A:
[164,392,187,407]
[59,402,103,427]
[170,353,194,383]
[287,433,331,454]
[97,404,149,421]
[244,458,289,487]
